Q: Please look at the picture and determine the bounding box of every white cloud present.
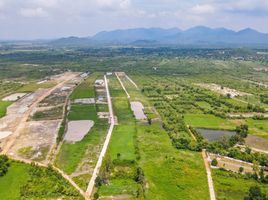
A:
[20,7,48,17]
[190,4,215,15]
[97,0,131,10]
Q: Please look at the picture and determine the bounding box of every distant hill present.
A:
[51,26,268,47]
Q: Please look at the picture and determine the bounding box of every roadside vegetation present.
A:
[0,158,82,200]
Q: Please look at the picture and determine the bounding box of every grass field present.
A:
[213,169,268,200]
[246,118,268,139]
[70,73,101,100]
[184,114,236,130]
[105,74,210,200]
[68,104,98,121]
[0,161,82,199]
[98,75,139,197]
[0,162,30,199]
[0,101,11,118]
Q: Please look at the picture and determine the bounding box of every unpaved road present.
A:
[1,73,79,155]
[86,75,115,199]
[10,156,87,199]
[202,150,216,200]
[115,72,130,98]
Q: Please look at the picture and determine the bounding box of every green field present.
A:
[98,75,138,197]
[68,104,98,121]
[70,73,100,100]
[0,101,11,118]
[0,161,82,200]
[184,114,236,130]
[213,169,268,200]
[246,118,268,139]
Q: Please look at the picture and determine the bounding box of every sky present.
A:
[0,0,268,39]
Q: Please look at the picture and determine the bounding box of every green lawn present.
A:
[0,101,11,118]
[184,114,236,130]
[213,169,268,200]
[68,104,98,121]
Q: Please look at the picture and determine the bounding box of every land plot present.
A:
[130,101,147,120]
[65,120,94,142]
[9,120,60,162]
[245,135,268,152]
[0,161,82,200]
[212,169,268,200]
[0,101,12,118]
[68,104,98,121]
[2,93,27,101]
[184,114,236,130]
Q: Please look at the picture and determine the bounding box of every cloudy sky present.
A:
[0,0,268,39]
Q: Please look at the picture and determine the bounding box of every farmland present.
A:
[0,46,268,199]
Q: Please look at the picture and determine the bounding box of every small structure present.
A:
[95,79,104,87]
[106,72,113,76]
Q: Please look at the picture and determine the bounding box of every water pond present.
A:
[196,128,236,142]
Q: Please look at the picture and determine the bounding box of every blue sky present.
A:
[0,0,267,39]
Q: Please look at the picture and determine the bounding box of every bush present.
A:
[0,155,10,176]
[211,158,218,166]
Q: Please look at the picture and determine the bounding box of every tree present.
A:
[0,155,10,177]
[239,167,244,173]
[211,158,218,166]
[252,160,260,176]
[244,186,268,200]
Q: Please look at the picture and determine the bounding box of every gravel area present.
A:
[65,120,94,142]
[130,101,147,120]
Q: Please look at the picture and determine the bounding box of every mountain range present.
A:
[51,26,268,47]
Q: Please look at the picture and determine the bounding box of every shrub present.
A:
[211,158,218,166]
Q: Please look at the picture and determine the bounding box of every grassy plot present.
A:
[213,169,268,200]
[246,118,268,139]
[68,104,98,121]
[56,120,108,174]
[0,101,11,118]
[184,114,236,130]
[70,73,101,100]
[97,76,139,197]
[0,161,82,200]
[137,124,209,200]
[116,74,210,199]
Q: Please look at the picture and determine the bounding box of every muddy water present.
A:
[196,128,236,141]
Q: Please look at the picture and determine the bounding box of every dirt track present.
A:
[0,72,79,155]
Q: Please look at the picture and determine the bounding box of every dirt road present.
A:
[1,72,79,155]
[115,72,130,98]
[125,74,139,89]
[86,75,115,199]
[202,150,216,200]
